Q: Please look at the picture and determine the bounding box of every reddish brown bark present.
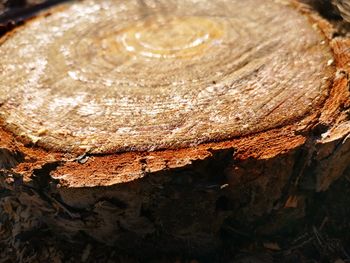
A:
[1,1,350,262]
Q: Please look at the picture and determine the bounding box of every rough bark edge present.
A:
[1,1,350,262]
[0,0,345,188]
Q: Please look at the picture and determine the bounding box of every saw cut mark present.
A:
[0,0,334,153]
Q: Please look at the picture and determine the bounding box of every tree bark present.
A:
[1,0,350,262]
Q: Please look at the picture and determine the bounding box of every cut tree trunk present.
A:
[1,0,350,261]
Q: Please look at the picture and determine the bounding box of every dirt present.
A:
[1,170,350,262]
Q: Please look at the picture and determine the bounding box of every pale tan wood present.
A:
[0,0,334,154]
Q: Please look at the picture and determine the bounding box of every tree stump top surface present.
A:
[0,0,334,154]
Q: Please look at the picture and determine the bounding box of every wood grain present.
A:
[0,0,334,154]
[1,1,350,261]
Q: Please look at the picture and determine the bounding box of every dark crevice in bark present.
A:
[31,161,61,188]
[0,148,25,169]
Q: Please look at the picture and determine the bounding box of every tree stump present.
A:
[1,0,350,261]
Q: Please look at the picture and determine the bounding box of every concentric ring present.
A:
[0,0,334,153]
